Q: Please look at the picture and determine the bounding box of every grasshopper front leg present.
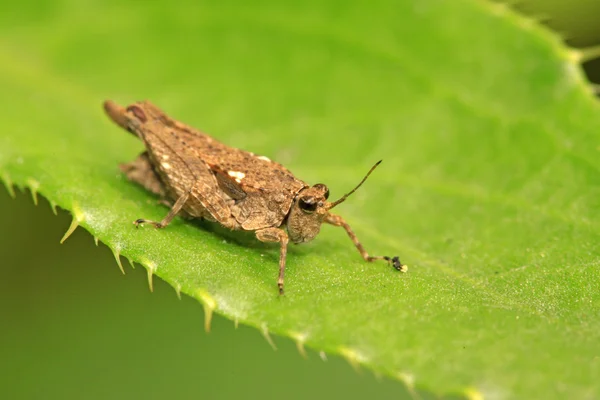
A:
[325,213,406,272]
[255,228,289,295]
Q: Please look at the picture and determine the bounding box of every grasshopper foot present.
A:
[134,218,164,229]
[385,256,407,272]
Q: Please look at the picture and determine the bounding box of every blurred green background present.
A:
[1,1,599,399]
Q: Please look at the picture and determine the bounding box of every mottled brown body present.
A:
[104,100,405,294]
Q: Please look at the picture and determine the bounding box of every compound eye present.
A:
[313,183,330,200]
[298,197,318,213]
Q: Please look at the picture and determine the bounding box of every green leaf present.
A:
[1,0,599,398]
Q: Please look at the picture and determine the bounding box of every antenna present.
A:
[327,160,382,210]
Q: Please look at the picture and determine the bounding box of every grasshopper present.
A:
[104,100,405,294]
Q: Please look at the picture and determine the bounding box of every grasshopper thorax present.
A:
[286,183,330,243]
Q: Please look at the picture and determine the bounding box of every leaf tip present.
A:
[575,45,600,64]
[60,206,84,244]
[260,323,277,351]
[319,351,327,362]
[25,178,39,205]
[196,289,216,332]
[289,331,308,358]
[111,244,125,274]
[49,200,58,215]
[395,372,417,399]
[174,283,182,300]
[0,171,16,198]
[140,258,157,292]
[338,346,366,373]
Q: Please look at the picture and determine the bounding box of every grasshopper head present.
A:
[286,161,382,244]
[286,183,330,243]
[103,100,169,137]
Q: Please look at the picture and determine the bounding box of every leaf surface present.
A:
[1,0,599,398]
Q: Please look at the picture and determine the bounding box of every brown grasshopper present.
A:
[104,100,405,294]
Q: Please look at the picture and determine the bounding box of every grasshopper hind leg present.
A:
[134,187,192,229]
[121,152,190,228]
[122,153,239,231]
